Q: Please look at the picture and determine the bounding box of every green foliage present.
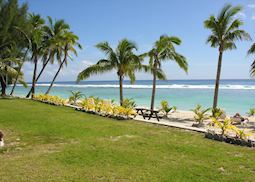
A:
[248,43,255,77]
[122,98,136,109]
[210,118,235,136]
[0,0,30,95]
[77,39,142,83]
[212,107,224,119]
[172,106,177,112]
[68,91,84,105]
[191,104,210,125]
[204,4,250,51]
[247,108,255,116]
[1,99,255,181]
[160,100,172,116]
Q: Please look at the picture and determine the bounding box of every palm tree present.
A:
[0,0,29,96]
[45,31,81,94]
[26,17,70,97]
[77,39,142,105]
[248,43,255,77]
[146,35,188,110]
[204,4,250,109]
[26,13,45,98]
[10,26,31,96]
[0,58,20,96]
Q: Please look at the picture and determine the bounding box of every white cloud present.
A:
[251,16,255,20]
[235,12,246,19]
[81,60,94,66]
[247,4,255,8]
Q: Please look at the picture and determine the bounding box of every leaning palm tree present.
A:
[26,13,45,98]
[204,4,250,109]
[10,26,31,96]
[45,31,81,94]
[146,35,188,110]
[77,39,142,105]
[248,43,255,77]
[26,17,70,97]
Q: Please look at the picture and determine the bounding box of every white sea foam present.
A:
[17,84,255,90]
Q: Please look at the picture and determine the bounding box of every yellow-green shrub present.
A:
[33,94,66,106]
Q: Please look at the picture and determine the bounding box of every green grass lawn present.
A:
[0,99,254,182]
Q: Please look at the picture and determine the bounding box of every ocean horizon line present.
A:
[26,78,255,84]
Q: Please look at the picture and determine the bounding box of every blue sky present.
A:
[19,0,255,81]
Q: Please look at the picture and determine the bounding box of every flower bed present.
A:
[76,97,137,120]
[33,94,66,106]
[205,118,255,147]
[205,130,255,147]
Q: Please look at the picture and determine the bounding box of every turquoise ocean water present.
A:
[7,79,255,115]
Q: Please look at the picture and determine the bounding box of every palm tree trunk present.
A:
[45,53,67,95]
[10,48,29,96]
[150,66,157,110]
[119,75,123,106]
[213,49,223,109]
[29,55,38,99]
[26,56,51,98]
[0,75,6,96]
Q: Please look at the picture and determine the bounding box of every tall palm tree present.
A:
[26,17,70,97]
[204,4,250,109]
[146,35,188,110]
[0,0,29,96]
[10,26,31,96]
[77,39,142,105]
[45,31,81,94]
[248,43,255,77]
[26,13,45,98]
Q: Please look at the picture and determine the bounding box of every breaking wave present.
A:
[18,84,255,90]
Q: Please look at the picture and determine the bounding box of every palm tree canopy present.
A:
[77,39,141,84]
[204,4,251,51]
[248,43,255,77]
[42,17,70,64]
[28,13,46,61]
[60,31,82,66]
[144,35,188,80]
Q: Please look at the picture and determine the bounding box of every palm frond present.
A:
[77,63,114,82]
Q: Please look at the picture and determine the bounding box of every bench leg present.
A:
[141,110,146,119]
[155,114,160,122]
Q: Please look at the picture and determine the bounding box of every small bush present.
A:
[247,108,255,116]
[191,104,210,126]
[160,100,172,117]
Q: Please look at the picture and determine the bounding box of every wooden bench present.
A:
[135,108,161,122]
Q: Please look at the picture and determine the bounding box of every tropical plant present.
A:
[210,118,235,136]
[247,108,255,116]
[232,127,250,140]
[68,91,84,105]
[45,31,81,94]
[80,97,136,118]
[77,39,142,106]
[33,94,66,106]
[211,107,225,119]
[144,35,188,110]
[26,17,70,97]
[27,13,46,98]
[0,0,30,96]
[122,98,136,109]
[204,4,251,109]
[248,42,255,77]
[160,100,172,117]
[172,106,177,112]
[191,104,210,126]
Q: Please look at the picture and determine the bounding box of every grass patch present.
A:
[0,99,254,181]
